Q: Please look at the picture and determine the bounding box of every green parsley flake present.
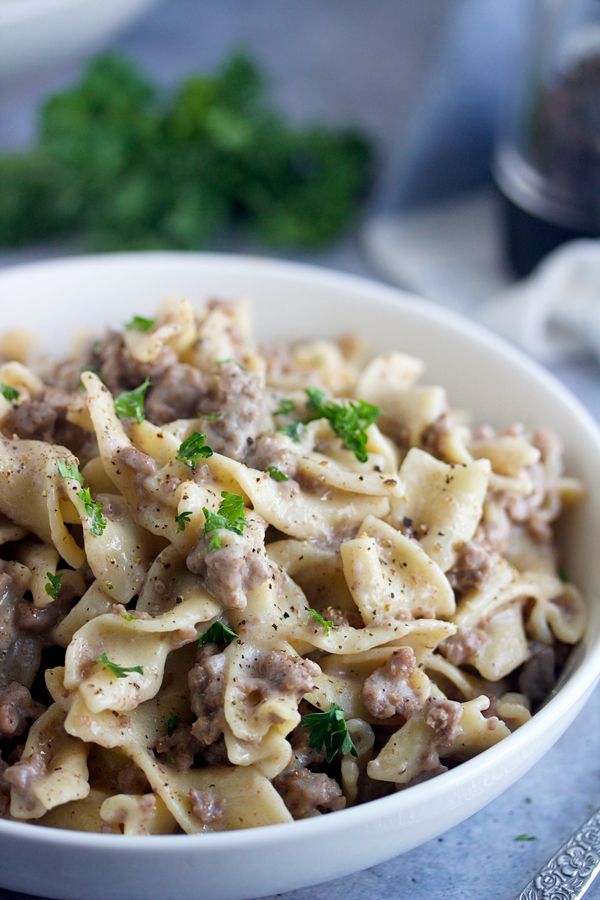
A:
[95,653,144,679]
[302,703,358,763]
[123,614,136,622]
[514,834,536,842]
[307,608,334,635]
[202,491,246,550]
[176,510,192,532]
[125,314,155,332]
[267,465,289,482]
[176,431,213,469]
[57,459,84,483]
[197,620,238,648]
[45,571,62,601]
[274,399,295,416]
[0,383,19,403]
[215,357,246,370]
[558,566,569,583]
[78,486,107,536]
[167,714,179,737]
[281,421,305,443]
[114,378,151,423]
[204,411,224,422]
[305,387,380,463]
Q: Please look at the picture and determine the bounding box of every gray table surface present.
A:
[1,2,600,899]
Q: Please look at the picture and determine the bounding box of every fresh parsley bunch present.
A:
[0,53,371,251]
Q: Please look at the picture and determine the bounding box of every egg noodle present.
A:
[0,298,585,834]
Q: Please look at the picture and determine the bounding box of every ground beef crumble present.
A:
[189,787,226,826]
[362,647,424,719]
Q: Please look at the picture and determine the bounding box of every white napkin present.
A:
[364,194,600,366]
[481,240,600,365]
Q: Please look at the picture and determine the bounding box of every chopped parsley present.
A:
[514,834,536,842]
[559,566,569,583]
[307,608,334,635]
[204,411,224,422]
[167,713,179,737]
[175,510,192,532]
[123,614,136,621]
[176,431,214,470]
[0,383,19,403]
[44,571,62,601]
[305,387,380,463]
[281,421,305,443]
[125,314,155,332]
[57,459,84,483]
[78,487,107,536]
[215,357,246,370]
[302,703,358,763]
[95,652,144,679]
[197,620,238,647]
[274,399,295,416]
[267,465,289,482]
[202,490,246,550]
[114,378,151,423]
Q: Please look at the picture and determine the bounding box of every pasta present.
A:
[0,297,586,834]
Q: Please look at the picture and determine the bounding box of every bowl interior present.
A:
[0,252,599,900]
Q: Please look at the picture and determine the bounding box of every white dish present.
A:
[0,0,158,78]
[0,251,599,900]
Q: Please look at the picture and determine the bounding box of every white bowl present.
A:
[0,252,599,900]
[0,0,158,78]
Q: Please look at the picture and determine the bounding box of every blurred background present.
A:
[1,0,600,386]
[0,0,451,271]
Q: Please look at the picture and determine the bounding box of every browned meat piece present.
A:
[447,541,493,594]
[16,580,79,635]
[3,749,46,810]
[250,650,320,700]
[362,647,423,719]
[117,446,159,483]
[189,787,226,826]
[91,331,177,395]
[186,530,270,610]
[0,564,42,690]
[246,434,298,479]
[3,387,88,452]
[4,401,56,442]
[506,464,546,525]
[0,683,43,739]
[274,767,346,819]
[154,723,201,772]
[189,646,227,748]
[439,627,488,666]
[421,414,449,458]
[424,697,463,748]
[201,737,229,766]
[117,762,151,795]
[145,364,207,424]
[518,643,556,706]
[204,363,266,461]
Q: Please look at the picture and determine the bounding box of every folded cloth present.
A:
[481,239,600,365]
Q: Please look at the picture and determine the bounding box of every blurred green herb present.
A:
[0,383,19,403]
[0,53,371,251]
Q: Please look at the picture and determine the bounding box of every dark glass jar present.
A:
[493,0,600,276]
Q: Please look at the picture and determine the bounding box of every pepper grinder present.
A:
[493,0,600,277]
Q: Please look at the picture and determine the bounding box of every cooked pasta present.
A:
[0,298,585,833]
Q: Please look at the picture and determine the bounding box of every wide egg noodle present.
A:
[0,296,587,833]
